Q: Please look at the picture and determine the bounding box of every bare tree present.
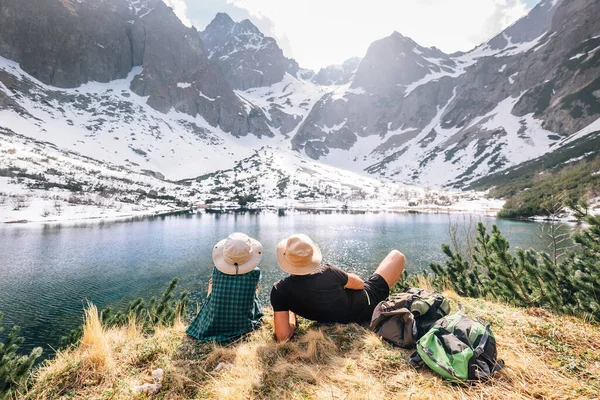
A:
[539,194,571,266]
[53,200,63,216]
[447,214,478,263]
[10,195,29,211]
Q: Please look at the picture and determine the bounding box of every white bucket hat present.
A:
[212,232,263,275]
[276,234,323,275]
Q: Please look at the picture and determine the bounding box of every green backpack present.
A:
[370,287,450,348]
[409,313,504,383]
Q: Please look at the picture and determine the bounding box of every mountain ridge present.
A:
[0,0,599,207]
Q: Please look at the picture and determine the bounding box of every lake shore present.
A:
[1,197,505,225]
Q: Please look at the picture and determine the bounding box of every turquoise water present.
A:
[0,211,572,356]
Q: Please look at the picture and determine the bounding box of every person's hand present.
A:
[207,278,213,297]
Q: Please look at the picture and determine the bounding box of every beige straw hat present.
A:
[212,232,263,275]
[276,234,323,275]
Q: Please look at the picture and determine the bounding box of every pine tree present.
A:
[430,222,491,298]
[0,313,42,399]
[432,216,600,321]
[566,198,589,222]
[563,215,600,319]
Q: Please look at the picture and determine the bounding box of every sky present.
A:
[163,0,542,71]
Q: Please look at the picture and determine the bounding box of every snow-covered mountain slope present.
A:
[312,57,362,86]
[0,124,494,223]
[236,73,335,136]
[0,0,274,138]
[180,146,497,211]
[0,56,269,180]
[0,126,198,223]
[292,0,600,188]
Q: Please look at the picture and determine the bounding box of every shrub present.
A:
[53,201,63,216]
[0,312,43,399]
[60,278,189,348]
[10,195,29,211]
[236,194,258,207]
[431,218,600,321]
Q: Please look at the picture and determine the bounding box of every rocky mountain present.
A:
[200,13,300,90]
[0,0,272,138]
[1,0,600,218]
[198,13,322,136]
[292,0,600,187]
[312,57,362,86]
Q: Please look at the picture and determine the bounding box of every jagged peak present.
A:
[204,12,235,30]
[237,19,261,34]
[202,13,264,39]
[388,31,420,47]
[213,12,234,24]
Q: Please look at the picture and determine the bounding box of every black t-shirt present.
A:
[270,264,366,323]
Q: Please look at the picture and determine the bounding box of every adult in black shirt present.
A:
[270,234,406,341]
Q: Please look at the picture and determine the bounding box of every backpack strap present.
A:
[408,350,423,367]
[472,327,505,379]
[492,359,505,373]
[473,327,489,357]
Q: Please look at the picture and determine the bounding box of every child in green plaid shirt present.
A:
[187,233,264,343]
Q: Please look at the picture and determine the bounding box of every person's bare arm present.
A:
[345,273,365,290]
[273,311,296,342]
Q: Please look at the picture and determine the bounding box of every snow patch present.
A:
[569,52,586,60]
[331,84,366,102]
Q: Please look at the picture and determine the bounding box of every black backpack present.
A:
[370,287,450,348]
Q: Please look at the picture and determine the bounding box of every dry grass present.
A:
[23,296,600,400]
[25,308,184,400]
[80,304,112,373]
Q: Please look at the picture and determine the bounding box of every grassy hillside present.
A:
[468,131,600,218]
[20,292,600,400]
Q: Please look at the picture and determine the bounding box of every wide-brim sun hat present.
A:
[213,232,263,275]
[276,233,322,275]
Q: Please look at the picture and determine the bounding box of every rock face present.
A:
[312,57,361,86]
[200,13,299,90]
[352,32,456,93]
[487,0,561,50]
[292,0,600,187]
[0,0,138,87]
[292,33,458,160]
[0,0,271,138]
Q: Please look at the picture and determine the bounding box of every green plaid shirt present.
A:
[186,267,263,343]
